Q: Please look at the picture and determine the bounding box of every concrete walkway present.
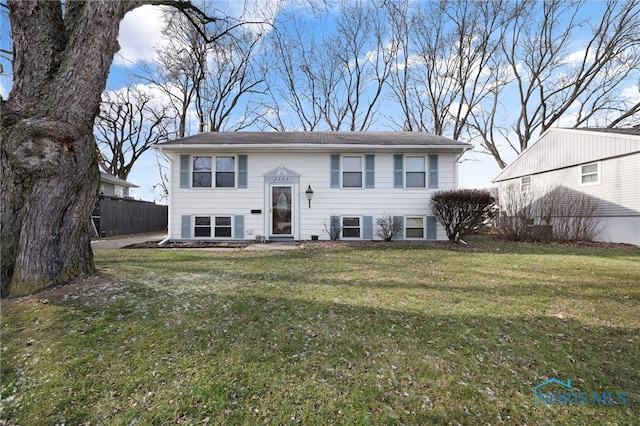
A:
[91,234,302,251]
[91,234,167,250]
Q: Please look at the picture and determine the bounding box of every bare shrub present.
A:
[498,183,604,242]
[540,187,604,241]
[376,212,403,241]
[495,183,534,240]
[324,216,341,241]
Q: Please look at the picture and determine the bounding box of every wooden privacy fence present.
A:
[92,196,167,237]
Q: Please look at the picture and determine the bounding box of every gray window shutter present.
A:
[234,215,244,239]
[428,155,438,188]
[181,215,191,238]
[362,216,373,240]
[330,154,340,188]
[238,155,248,188]
[393,154,404,188]
[427,216,437,240]
[365,154,375,188]
[330,215,340,240]
[394,215,404,240]
[180,155,190,188]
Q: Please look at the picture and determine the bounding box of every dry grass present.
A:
[2,239,638,424]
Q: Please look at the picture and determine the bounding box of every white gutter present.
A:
[155,143,473,152]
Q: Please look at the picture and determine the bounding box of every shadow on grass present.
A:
[2,269,638,425]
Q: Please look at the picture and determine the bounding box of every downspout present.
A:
[454,146,472,189]
[154,146,171,247]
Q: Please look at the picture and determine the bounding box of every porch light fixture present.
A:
[305,185,314,208]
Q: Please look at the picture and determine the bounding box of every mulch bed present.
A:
[123,241,252,249]
[123,235,638,252]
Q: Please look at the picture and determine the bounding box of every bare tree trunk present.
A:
[1,0,132,297]
[1,129,100,297]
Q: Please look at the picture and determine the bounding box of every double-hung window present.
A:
[194,216,212,237]
[405,217,424,239]
[214,217,232,237]
[193,216,232,238]
[183,154,245,189]
[216,156,235,187]
[406,156,426,188]
[520,176,532,192]
[193,156,212,187]
[342,156,363,188]
[342,217,361,239]
[581,163,599,185]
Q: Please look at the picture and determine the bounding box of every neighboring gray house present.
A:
[493,127,640,246]
[99,171,138,198]
[155,132,472,242]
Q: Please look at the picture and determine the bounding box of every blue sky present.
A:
[106,3,507,202]
[2,1,637,203]
[0,3,505,202]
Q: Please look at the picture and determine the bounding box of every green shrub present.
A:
[430,189,495,242]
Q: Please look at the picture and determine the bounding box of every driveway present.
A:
[91,234,167,250]
[91,234,302,251]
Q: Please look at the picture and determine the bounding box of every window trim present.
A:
[194,216,212,237]
[580,162,600,186]
[520,175,532,193]
[215,156,236,188]
[214,216,233,238]
[192,215,233,239]
[342,155,364,188]
[192,156,213,188]
[341,216,362,239]
[405,156,426,188]
[405,216,425,239]
[190,155,239,188]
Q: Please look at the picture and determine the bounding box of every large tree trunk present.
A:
[1,0,136,297]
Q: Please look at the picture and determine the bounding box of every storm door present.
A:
[271,186,292,236]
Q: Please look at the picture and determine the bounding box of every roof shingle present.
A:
[157,131,472,148]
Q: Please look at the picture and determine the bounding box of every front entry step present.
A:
[269,236,295,242]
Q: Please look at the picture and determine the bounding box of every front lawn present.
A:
[2,240,638,424]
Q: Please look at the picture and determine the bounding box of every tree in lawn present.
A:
[430,189,495,243]
[0,0,243,298]
[95,85,173,180]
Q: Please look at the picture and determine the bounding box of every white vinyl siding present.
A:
[168,151,460,242]
[497,152,639,246]
[494,128,640,183]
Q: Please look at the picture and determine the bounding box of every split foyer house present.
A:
[493,127,640,246]
[155,132,472,242]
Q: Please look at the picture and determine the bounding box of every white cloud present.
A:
[0,75,12,99]
[115,5,167,66]
[114,2,282,67]
[622,84,640,103]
